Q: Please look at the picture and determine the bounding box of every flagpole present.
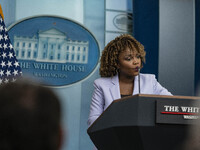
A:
[0,4,4,20]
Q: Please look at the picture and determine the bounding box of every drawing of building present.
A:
[13,28,89,64]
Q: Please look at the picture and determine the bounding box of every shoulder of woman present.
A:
[94,77,112,83]
[139,73,155,79]
[94,76,115,87]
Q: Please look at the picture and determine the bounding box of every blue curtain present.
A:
[133,0,159,77]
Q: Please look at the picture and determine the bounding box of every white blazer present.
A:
[87,73,172,127]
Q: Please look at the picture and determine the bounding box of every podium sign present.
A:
[87,94,200,150]
[156,99,200,124]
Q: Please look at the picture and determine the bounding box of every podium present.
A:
[87,94,200,150]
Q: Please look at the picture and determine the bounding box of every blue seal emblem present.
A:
[8,15,100,87]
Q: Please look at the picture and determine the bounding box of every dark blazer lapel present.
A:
[109,75,121,100]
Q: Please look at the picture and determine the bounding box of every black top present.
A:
[121,94,131,98]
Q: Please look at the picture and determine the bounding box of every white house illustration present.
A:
[13,28,89,64]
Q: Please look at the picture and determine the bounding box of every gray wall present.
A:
[159,0,195,96]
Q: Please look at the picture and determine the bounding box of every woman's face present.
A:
[118,47,141,78]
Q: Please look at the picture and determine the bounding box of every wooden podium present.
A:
[87,94,200,150]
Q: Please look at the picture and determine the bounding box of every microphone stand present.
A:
[138,68,141,94]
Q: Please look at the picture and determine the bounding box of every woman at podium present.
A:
[88,34,172,127]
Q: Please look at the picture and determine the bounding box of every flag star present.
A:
[2,52,7,59]
[13,70,18,76]
[0,35,3,40]
[14,61,19,67]
[9,44,13,49]
[0,44,2,48]
[4,35,8,41]
[3,43,7,50]
[1,61,6,67]
[8,52,13,58]
[5,70,11,76]
[4,78,9,83]
[7,61,12,67]
[4,28,7,32]
[0,18,3,22]
[0,70,4,76]
[0,25,3,32]
[12,78,16,82]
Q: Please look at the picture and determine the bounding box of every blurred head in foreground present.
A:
[0,80,62,150]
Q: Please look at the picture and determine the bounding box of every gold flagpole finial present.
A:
[0,4,4,20]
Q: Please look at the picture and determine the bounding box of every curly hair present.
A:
[100,34,146,77]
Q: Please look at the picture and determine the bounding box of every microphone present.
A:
[136,67,141,94]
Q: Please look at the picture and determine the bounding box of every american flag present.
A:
[0,16,22,84]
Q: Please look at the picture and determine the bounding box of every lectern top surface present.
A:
[115,94,200,102]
